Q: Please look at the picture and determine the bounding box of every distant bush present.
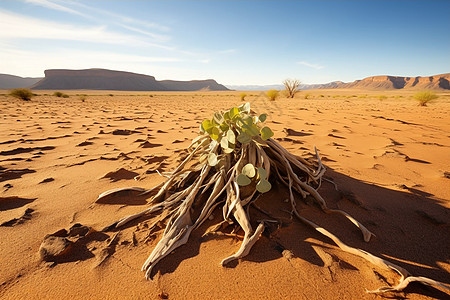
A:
[304,93,311,99]
[79,95,87,102]
[378,95,387,101]
[240,92,247,101]
[54,91,69,98]
[266,89,279,101]
[414,91,438,106]
[109,94,114,97]
[10,88,34,101]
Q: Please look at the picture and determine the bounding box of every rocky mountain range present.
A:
[333,73,450,90]
[1,69,448,91]
[0,74,42,89]
[29,69,229,91]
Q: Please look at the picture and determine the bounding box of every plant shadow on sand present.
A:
[152,167,449,298]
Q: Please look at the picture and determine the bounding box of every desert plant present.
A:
[109,94,114,97]
[89,102,450,296]
[266,89,279,101]
[79,95,87,102]
[304,93,311,99]
[240,92,247,101]
[53,91,69,98]
[283,79,301,98]
[9,88,34,101]
[378,95,387,101]
[414,91,438,106]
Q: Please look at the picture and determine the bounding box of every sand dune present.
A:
[0,90,449,299]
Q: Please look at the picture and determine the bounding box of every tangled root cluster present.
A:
[98,103,449,295]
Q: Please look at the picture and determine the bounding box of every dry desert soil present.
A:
[0,89,449,299]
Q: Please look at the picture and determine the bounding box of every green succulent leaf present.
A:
[207,153,218,166]
[242,163,256,178]
[237,131,252,144]
[226,129,236,144]
[243,124,260,137]
[259,114,267,122]
[237,174,251,186]
[256,179,272,193]
[223,111,231,120]
[220,136,228,149]
[210,127,220,140]
[220,122,229,132]
[239,102,251,113]
[229,107,239,119]
[202,119,214,132]
[260,126,274,140]
[257,167,267,180]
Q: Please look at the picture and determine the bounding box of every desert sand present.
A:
[0,89,449,299]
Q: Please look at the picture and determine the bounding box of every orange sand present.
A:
[0,90,449,299]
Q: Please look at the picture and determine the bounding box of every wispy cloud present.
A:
[218,49,237,54]
[24,0,170,41]
[0,10,173,50]
[297,61,325,70]
[25,0,89,18]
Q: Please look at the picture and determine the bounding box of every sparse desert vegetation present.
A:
[53,91,69,98]
[414,91,438,106]
[283,78,301,98]
[266,89,279,101]
[9,88,34,101]
[240,92,247,101]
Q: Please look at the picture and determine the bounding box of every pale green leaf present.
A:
[260,126,274,140]
[256,179,272,193]
[207,153,218,166]
[226,129,236,144]
[257,167,267,180]
[259,114,267,122]
[237,132,252,144]
[220,136,228,149]
[243,124,260,137]
[237,174,251,186]
[229,107,239,119]
[202,119,214,132]
[210,127,220,140]
[242,163,256,178]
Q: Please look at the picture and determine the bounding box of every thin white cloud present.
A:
[218,49,237,54]
[118,24,170,42]
[25,0,90,18]
[23,0,170,41]
[0,10,173,50]
[297,61,325,70]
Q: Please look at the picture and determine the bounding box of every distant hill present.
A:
[30,69,229,91]
[0,74,42,89]
[332,74,450,90]
[226,82,344,91]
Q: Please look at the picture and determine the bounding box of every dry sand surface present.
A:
[0,89,449,299]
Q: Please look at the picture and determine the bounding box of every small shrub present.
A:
[304,93,311,99]
[319,94,324,98]
[109,94,114,97]
[414,91,438,106]
[283,79,301,98]
[378,95,387,101]
[240,92,247,101]
[9,88,34,101]
[266,89,279,101]
[53,91,69,98]
[79,95,87,102]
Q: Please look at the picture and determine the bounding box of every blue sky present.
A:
[0,0,449,85]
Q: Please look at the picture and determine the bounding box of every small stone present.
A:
[39,235,73,261]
